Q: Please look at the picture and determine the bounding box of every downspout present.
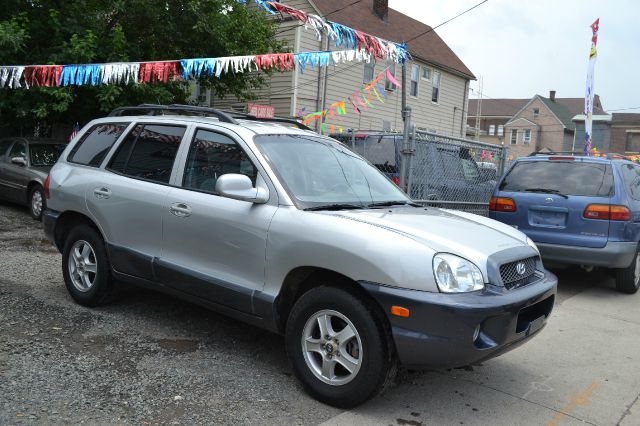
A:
[461,80,469,137]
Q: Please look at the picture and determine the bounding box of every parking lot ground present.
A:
[1,200,639,425]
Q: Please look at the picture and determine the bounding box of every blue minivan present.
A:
[490,154,640,294]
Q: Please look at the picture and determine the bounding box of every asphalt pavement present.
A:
[1,200,639,425]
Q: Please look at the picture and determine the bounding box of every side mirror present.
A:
[11,156,27,166]
[216,174,269,204]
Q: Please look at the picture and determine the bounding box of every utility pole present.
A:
[400,62,412,191]
[474,76,483,141]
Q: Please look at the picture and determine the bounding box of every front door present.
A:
[159,128,277,314]
[0,140,29,203]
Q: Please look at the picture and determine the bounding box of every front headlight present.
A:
[526,237,540,255]
[433,254,484,293]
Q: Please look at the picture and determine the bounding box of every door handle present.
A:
[93,187,111,199]
[170,202,192,217]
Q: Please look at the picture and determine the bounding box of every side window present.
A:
[182,129,257,193]
[68,123,128,167]
[621,164,640,200]
[113,124,185,184]
[9,141,26,159]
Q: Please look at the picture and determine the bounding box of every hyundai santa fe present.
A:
[43,105,557,407]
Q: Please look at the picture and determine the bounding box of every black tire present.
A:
[285,286,396,408]
[29,184,45,220]
[615,246,640,294]
[62,224,116,306]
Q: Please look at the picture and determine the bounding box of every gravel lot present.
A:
[1,200,639,425]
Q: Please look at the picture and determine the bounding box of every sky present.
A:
[388,0,640,113]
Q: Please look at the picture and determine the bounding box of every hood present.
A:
[325,206,528,266]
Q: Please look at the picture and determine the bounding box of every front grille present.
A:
[500,256,538,290]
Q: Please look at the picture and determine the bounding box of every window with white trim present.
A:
[533,108,540,118]
[410,64,419,97]
[422,67,431,80]
[510,129,517,145]
[363,61,375,83]
[431,70,441,103]
[498,125,504,136]
[489,125,495,136]
[385,61,396,91]
[523,129,532,144]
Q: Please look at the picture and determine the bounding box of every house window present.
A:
[498,125,504,136]
[489,125,495,136]
[432,70,441,103]
[523,129,532,144]
[410,64,419,97]
[510,129,518,145]
[363,61,375,83]
[385,62,396,91]
[533,108,540,118]
[422,67,431,80]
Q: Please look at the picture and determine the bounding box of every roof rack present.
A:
[108,104,311,130]
[528,150,585,156]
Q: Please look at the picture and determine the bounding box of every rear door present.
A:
[494,159,614,248]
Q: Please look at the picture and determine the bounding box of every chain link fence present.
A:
[335,128,509,216]
[406,129,508,216]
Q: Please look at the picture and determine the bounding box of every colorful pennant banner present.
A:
[240,0,410,64]
[302,69,400,133]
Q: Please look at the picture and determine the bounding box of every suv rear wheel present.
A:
[285,286,396,408]
[62,225,117,306]
[615,246,640,294]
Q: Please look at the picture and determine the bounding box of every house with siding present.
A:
[208,0,475,137]
[467,92,605,158]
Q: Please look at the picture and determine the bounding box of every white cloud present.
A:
[389,0,640,111]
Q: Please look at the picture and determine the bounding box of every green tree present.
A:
[0,0,282,135]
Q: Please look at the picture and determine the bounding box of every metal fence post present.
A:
[499,145,508,177]
[406,124,417,196]
[399,106,412,191]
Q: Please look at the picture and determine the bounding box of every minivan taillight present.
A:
[44,175,50,199]
[583,204,630,221]
[489,196,517,212]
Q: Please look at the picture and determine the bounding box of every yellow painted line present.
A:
[546,381,600,426]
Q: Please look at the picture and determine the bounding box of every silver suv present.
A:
[43,105,557,407]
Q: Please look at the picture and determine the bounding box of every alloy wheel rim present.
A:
[301,309,363,386]
[31,191,42,217]
[635,254,640,287]
[68,240,98,292]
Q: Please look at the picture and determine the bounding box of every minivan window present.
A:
[182,129,257,193]
[68,123,128,167]
[111,124,185,184]
[620,163,640,200]
[500,161,614,197]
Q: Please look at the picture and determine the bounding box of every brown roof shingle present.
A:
[313,0,475,79]
[468,95,605,117]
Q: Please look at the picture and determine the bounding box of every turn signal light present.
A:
[390,306,410,318]
[44,175,51,199]
[583,204,630,221]
[489,196,517,212]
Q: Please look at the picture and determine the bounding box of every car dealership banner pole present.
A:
[584,18,599,156]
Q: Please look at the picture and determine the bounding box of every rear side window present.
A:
[68,123,128,167]
[360,136,397,169]
[108,124,185,184]
[500,161,614,197]
[620,163,640,200]
[182,129,257,192]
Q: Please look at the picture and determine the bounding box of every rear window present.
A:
[500,161,614,197]
[68,123,128,167]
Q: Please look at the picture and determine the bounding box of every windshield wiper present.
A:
[367,201,421,208]
[304,203,366,211]
[522,188,569,199]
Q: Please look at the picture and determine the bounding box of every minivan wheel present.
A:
[62,225,116,306]
[29,185,45,220]
[615,246,640,294]
[285,286,396,408]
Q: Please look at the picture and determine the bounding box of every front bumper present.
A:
[360,272,557,369]
[536,241,636,269]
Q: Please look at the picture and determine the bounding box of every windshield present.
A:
[499,160,614,197]
[30,143,66,166]
[254,134,410,209]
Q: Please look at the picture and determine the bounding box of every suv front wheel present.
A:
[62,225,117,306]
[285,286,396,408]
[615,246,640,294]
